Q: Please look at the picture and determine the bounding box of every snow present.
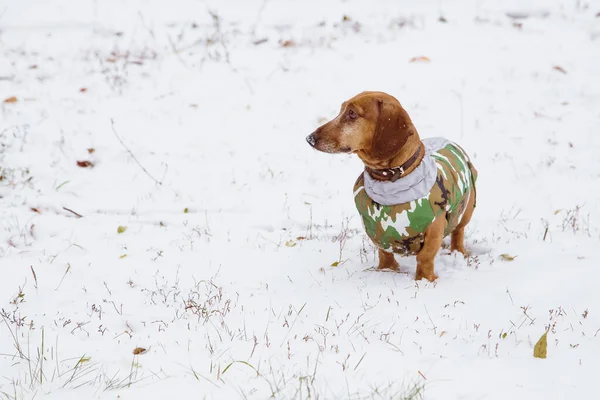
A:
[1,0,600,398]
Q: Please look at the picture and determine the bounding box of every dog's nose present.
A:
[306,134,317,147]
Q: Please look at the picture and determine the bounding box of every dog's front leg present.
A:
[377,248,399,271]
[415,214,447,282]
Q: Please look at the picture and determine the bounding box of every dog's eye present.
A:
[348,109,358,120]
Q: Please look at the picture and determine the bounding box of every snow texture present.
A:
[1,0,600,399]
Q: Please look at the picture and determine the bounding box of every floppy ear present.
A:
[371,99,413,159]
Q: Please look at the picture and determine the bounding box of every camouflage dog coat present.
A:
[354,137,477,255]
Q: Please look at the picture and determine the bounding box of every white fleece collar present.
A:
[363,137,451,206]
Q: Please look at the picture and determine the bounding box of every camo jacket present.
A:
[353,139,478,255]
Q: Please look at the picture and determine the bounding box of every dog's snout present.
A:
[306,133,317,147]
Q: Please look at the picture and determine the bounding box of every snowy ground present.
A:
[1,0,600,398]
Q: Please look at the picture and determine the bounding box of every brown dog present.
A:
[306,91,478,281]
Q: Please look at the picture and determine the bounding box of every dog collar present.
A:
[365,144,423,182]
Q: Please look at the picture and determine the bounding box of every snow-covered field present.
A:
[1,0,600,398]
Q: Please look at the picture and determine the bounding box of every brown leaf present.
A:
[280,39,296,48]
[132,347,147,355]
[553,65,567,74]
[80,87,88,93]
[87,148,95,154]
[76,160,94,168]
[331,261,339,267]
[3,96,18,103]
[30,207,41,214]
[29,65,39,70]
[409,56,431,63]
[106,57,117,63]
[296,236,307,241]
[342,15,352,22]
[438,16,448,23]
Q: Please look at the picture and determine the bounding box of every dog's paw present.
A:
[453,248,470,258]
[376,261,399,271]
[415,268,438,282]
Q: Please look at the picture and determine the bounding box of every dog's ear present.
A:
[371,99,413,159]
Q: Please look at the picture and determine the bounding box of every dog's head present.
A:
[306,91,417,162]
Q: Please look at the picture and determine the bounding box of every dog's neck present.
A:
[361,134,425,182]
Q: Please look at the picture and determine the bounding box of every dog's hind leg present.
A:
[451,188,476,257]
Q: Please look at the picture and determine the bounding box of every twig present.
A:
[279,303,306,347]
[1,313,26,359]
[111,119,163,185]
[353,352,366,371]
[208,10,231,65]
[251,0,271,35]
[424,305,437,335]
[30,266,38,289]
[506,288,514,306]
[55,263,71,291]
[63,207,83,218]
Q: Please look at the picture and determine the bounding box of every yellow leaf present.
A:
[78,357,91,363]
[3,96,18,103]
[285,240,296,247]
[331,261,339,267]
[184,208,189,213]
[440,331,447,337]
[554,209,562,215]
[533,331,548,359]
[119,254,127,259]
[500,253,517,261]
[117,226,127,234]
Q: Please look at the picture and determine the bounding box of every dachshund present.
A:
[307,91,478,281]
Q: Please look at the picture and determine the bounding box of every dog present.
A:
[306,91,477,281]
